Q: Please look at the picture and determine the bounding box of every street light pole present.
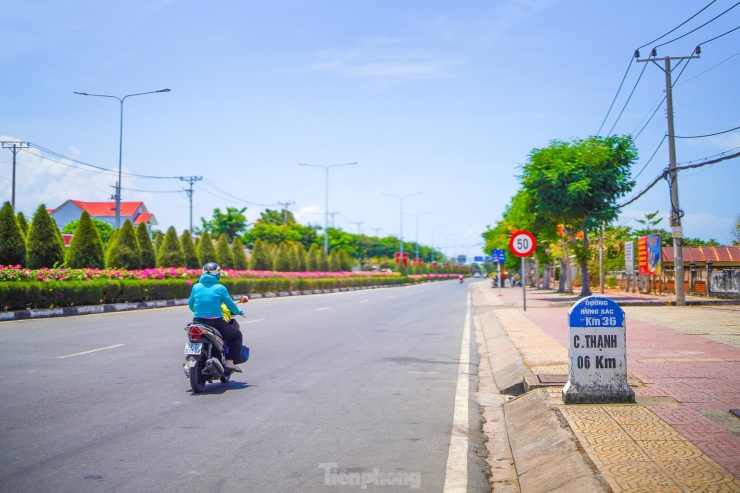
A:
[381,192,422,255]
[421,224,444,262]
[74,88,171,229]
[405,212,432,260]
[298,162,357,254]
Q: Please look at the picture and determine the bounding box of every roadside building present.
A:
[49,200,158,230]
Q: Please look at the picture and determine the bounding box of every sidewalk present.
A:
[472,281,740,493]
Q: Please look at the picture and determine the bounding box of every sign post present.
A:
[508,231,536,311]
[491,249,506,295]
[563,296,635,404]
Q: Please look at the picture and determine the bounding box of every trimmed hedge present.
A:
[0,275,448,311]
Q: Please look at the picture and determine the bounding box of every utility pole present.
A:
[371,227,382,237]
[352,221,364,235]
[277,200,295,225]
[179,176,203,233]
[328,212,340,229]
[637,48,699,306]
[1,142,30,210]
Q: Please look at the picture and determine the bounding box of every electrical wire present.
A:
[674,125,740,138]
[654,2,740,49]
[633,135,667,181]
[698,24,740,45]
[637,0,718,49]
[677,49,740,86]
[597,56,634,136]
[607,59,650,136]
[631,92,666,137]
[618,149,740,208]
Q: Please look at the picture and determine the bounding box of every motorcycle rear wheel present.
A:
[189,359,207,393]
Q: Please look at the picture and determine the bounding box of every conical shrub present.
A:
[180,230,200,269]
[293,243,307,272]
[156,226,185,267]
[328,250,340,272]
[215,233,235,269]
[66,211,105,269]
[231,237,248,270]
[306,243,320,271]
[317,246,329,271]
[0,202,26,266]
[136,222,157,269]
[107,220,142,270]
[16,212,28,239]
[274,243,291,272]
[338,249,352,272]
[250,238,272,271]
[197,230,217,267]
[154,231,165,254]
[27,204,65,269]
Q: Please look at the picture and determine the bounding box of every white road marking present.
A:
[443,292,471,493]
[359,300,369,303]
[243,319,265,324]
[55,344,125,359]
[316,307,331,311]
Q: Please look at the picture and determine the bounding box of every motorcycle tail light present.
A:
[189,326,203,340]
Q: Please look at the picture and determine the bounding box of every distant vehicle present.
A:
[473,272,482,278]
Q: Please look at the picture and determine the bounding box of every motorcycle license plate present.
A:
[184,342,203,355]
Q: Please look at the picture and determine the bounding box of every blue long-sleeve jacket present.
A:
[188,274,242,319]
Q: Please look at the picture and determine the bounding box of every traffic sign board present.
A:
[490,249,506,263]
[509,231,536,257]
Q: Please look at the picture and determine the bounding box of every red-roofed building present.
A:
[49,200,158,230]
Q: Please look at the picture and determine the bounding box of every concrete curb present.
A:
[0,282,415,322]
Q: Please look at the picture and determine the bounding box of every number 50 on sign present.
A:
[509,231,536,257]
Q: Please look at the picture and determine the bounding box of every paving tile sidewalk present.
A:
[473,281,740,492]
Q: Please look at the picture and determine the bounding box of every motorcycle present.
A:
[183,296,249,393]
[459,276,464,283]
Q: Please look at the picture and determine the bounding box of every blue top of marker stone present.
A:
[568,296,625,328]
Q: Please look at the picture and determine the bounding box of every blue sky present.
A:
[2,0,739,259]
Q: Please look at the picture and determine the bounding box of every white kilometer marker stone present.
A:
[56,344,125,359]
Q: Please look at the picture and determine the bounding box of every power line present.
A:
[597,56,634,135]
[674,125,740,139]
[637,0,718,49]
[677,49,740,85]
[607,58,649,135]
[698,24,740,45]
[633,134,667,181]
[619,150,740,208]
[654,2,740,49]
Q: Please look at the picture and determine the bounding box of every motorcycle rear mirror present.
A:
[240,296,249,303]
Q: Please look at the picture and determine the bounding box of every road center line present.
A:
[243,319,265,324]
[443,292,471,493]
[55,344,125,359]
[316,307,331,311]
[359,300,369,303]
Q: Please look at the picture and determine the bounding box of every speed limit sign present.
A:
[509,230,536,257]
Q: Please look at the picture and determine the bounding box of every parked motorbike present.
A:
[183,297,248,393]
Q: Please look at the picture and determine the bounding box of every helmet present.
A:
[202,262,220,276]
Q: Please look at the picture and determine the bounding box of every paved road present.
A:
[0,281,487,492]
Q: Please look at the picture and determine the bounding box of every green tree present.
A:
[273,243,292,272]
[231,237,248,270]
[293,242,308,271]
[520,135,637,296]
[16,212,28,238]
[215,232,235,269]
[26,204,65,269]
[199,207,248,241]
[250,238,272,271]
[259,208,296,226]
[197,230,217,267]
[156,226,185,267]
[306,243,320,271]
[104,229,119,266]
[107,220,142,270]
[62,217,114,246]
[317,246,329,271]
[136,222,157,269]
[180,230,200,269]
[154,231,165,253]
[732,214,740,246]
[0,202,26,266]
[66,211,105,269]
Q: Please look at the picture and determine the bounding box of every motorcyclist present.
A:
[188,262,244,373]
